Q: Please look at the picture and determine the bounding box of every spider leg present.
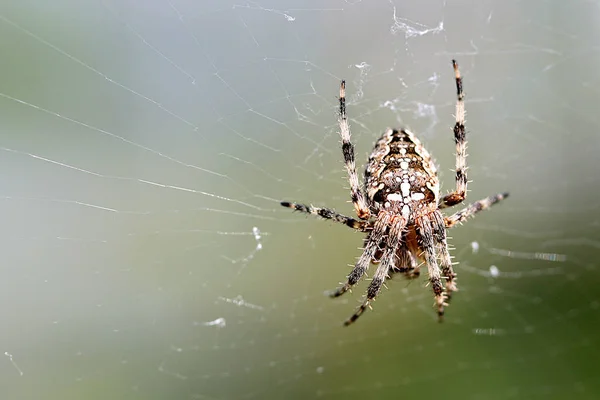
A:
[280,201,370,231]
[339,80,371,220]
[444,192,509,228]
[344,216,406,326]
[439,60,468,209]
[329,213,391,298]
[431,211,458,298]
[415,214,446,320]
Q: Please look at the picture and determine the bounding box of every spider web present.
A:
[1,0,599,399]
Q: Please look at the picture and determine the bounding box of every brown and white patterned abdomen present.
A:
[364,129,440,219]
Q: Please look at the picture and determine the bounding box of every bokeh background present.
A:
[1,1,599,399]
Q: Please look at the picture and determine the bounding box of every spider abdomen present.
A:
[365,129,440,218]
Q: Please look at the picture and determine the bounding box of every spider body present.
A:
[365,129,439,218]
[281,61,508,326]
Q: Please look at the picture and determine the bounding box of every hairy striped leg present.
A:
[431,210,458,299]
[280,201,369,231]
[445,192,509,228]
[343,216,406,326]
[440,60,468,209]
[329,213,391,298]
[339,80,370,220]
[415,214,447,319]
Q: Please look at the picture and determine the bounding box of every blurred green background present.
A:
[0,1,599,399]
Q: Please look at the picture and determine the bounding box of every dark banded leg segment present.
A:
[415,214,447,320]
[444,192,509,228]
[440,60,468,209]
[280,201,368,231]
[343,216,406,326]
[431,210,458,297]
[339,80,370,220]
[328,213,391,298]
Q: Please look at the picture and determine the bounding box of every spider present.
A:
[281,60,508,326]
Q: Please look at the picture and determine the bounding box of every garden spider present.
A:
[281,60,508,326]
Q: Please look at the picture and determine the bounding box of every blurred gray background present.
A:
[0,0,598,399]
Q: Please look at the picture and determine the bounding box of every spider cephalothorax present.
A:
[281,60,508,325]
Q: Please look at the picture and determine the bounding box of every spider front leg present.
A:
[415,214,447,320]
[440,60,468,209]
[343,216,406,326]
[339,80,370,220]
